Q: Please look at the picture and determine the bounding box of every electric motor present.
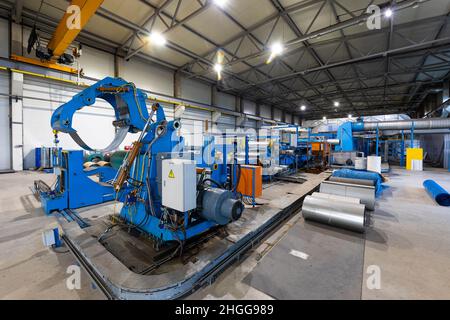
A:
[200,188,244,225]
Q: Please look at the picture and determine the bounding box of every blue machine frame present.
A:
[38,150,117,215]
[50,77,244,245]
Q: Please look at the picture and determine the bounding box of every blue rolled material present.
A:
[423,180,450,207]
[332,169,383,196]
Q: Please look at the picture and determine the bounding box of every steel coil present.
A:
[302,196,366,233]
[320,181,376,210]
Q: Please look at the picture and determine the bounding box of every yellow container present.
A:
[406,148,423,170]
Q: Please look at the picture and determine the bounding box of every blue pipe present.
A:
[423,180,450,207]
[351,122,365,132]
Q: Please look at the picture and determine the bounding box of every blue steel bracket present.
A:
[40,151,117,215]
[51,77,149,134]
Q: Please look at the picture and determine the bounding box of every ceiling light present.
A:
[266,42,284,64]
[214,63,223,73]
[384,8,393,18]
[334,101,340,107]
[271,42,284,56]
[214,0,227,8]
[214,63,223,80]
[300,105,306,111]
[148,32,166,46]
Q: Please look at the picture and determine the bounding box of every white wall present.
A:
[285,113,292,124]
[243,99,256,115]
[260,105,271,119]
[180,76,211,105]
[273,108,282,122]
[78,46,115,79]
[216,91,236,111]
[120,57,174,96]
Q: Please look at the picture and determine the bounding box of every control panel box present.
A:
[162,159,196,212]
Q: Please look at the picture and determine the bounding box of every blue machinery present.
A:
[49,77,244,245]
[34,150,117,215]
[271,118,450,170]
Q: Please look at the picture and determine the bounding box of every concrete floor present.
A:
[0,168,449,300]
[362,168,450,299]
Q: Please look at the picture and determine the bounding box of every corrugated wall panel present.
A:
[180,76,211,105]
[260,104,271,119]
[180,107,211,147]
[121,57,174,96]
[243,99,256,115]
[216,91,236,111]
[0,71,10,170]
[215,114,235,133]
[273,108,282,121]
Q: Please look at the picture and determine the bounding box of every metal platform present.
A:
[57,172,330,300]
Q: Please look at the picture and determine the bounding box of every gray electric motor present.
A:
[200,188,244,225]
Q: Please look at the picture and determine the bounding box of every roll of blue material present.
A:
[332,169,383,196]
[423,180,450,207]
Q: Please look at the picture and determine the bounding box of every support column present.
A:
[256,103,261,118]
[114,52,121,77]
[11,72,23,171]
[174,71,182,98]
[211,85,217,107]
[10,22,22,56]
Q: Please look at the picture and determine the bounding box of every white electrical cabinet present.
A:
[162,159,197,212]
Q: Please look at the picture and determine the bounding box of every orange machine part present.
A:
[311,142,322,151]
[237,165,262,198]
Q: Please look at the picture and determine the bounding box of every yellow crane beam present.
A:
[48,0,104,58]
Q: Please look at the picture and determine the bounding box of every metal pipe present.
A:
[302,196,366,233]
[382,129,450,136]
[354,118,450,132]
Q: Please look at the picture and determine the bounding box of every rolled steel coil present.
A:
[302,196,366,233]
[311,192,361,204]
[320,181,376,211]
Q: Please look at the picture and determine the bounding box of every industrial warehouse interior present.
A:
[0,0,450,304]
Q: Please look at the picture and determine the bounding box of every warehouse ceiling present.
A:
[2,0,450,120]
